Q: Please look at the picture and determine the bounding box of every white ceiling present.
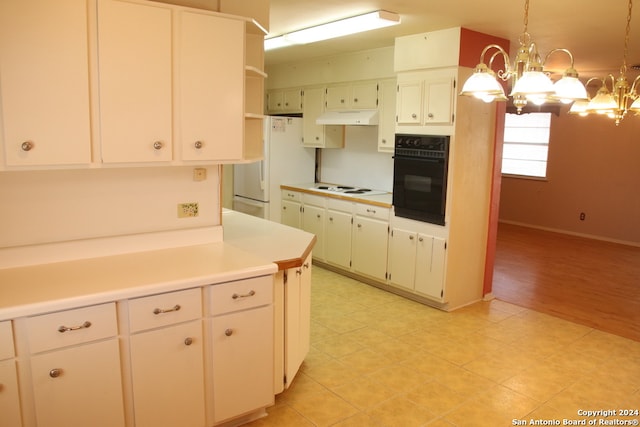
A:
[265,0,640,81]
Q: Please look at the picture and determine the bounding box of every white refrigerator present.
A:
[233,116,315,222]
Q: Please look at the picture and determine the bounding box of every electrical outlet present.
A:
[178,202,199,218]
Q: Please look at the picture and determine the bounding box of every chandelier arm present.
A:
[542,48,575,68]
[479,44,512,78]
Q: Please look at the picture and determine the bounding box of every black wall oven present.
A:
[392,134,450,225]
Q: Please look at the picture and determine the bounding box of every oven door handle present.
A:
[393,155,444,164]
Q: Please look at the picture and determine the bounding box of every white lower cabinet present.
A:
[352,215,389,281]
[25,303,125,427]
[389,228,446,301]
[325,208,353,269]
[281,190,302,229]
[0,360,21,427]
[208,276,274,425]
[30,338,125,427]
[128,288,205,427]
[211,307,273,424]
[283,255,311,389]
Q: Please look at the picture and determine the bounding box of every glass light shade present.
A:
[568,99,589,116]
[630,97,640,112]
[553,76,588,104]
[510,71,555,97]
[459,68,507,101]
[586,87,617,114]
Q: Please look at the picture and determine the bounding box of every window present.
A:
[501,112,551,178]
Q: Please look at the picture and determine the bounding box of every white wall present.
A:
[319,126,394,191]
[0,166,220,248]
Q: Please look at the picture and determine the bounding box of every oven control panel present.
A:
[394,134,449,159]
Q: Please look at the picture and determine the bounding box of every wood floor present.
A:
[492,222,640,342]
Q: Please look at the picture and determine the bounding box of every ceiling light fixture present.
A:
[459,0,587,113]
[264,10,401,51]
[569,0,640,125]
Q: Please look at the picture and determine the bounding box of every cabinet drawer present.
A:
[281,189,301,202]
[302,193,326,207]
[355,203,390,220]
[26,303,118,353]
[327,198,353,213]
[210,276,273,316]
[129,288,202,333]
[0,321,14,360]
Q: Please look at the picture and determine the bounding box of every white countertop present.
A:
[0,242,277,321]
[281,183,393,208]
[222,209,316,270]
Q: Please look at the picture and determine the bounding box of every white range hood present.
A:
[315,109,379,126]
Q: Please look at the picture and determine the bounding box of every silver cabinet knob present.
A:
[303,262,310,269]
[409,235,415,240]
[411,113,417,119]
[353,98,358,103]
[428,113,434,118]
[381,139,387,144]
[224,328,233,337]
[194,141,203,149]
[316,214,321,219]
[21,141,34,151]
[418,237,424,242]
[184,337,193,346]
[153,141,163,150]
[357,223,362,228]
[49,368,62,378]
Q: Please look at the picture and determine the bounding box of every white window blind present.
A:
[501,112,551,178]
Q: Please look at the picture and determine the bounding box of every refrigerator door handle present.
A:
[259,159,265,190]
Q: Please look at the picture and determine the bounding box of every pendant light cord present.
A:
[621,0,633,74]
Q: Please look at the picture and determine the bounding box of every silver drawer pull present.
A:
[153,304,181,315]
[49,368,63,378]
[366,208,377,214]
[21,141,34,151]
[232,290,255,299]
[225,328,233,336]
[58,321,91,333]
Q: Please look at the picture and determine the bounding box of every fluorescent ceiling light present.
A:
[265,10,400,51]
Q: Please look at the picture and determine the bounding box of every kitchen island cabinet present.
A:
[0,320,21,427]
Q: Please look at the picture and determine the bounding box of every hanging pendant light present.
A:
[460,0,587,113]
[569,0,640,125]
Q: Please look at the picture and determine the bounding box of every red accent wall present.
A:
[459,28,510,69]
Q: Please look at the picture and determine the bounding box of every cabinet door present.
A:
[352,216,388,281]
[0,359,22,427]
[281,200,302,228]
[424,79,454,124]
[325,85,351,110]
[283,89,303,112]
[388,228,417,290]
[130,320,205,427]
[396,80,423,125]
[415,235,446,300]
[30,339,125,427]
[180,11,244,161]
[302,87,325,147]
[98,0,173,163]
[267,90,284,112]
[377,79,396,152]
[325,209,352,269]
[351,82,378,109]
[0,0,91,167]
[211,305,274,424]
[302,204,324,260]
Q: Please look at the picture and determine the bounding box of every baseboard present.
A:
[498,220,640,248]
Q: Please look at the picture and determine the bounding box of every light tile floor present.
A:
[247,267,640,427]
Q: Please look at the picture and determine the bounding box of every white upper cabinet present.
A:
[394,27,461,72]
[97,0,173,163]
[325,81,378,111]
[178,10,244,162]
[0,0,92,167]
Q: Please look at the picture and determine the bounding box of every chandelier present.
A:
[569,0,640,125]
[459,0,588,113]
